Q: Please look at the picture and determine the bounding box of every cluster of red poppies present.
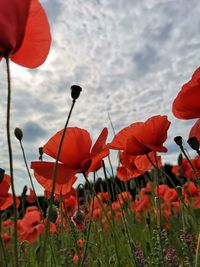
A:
[1,0,200,250]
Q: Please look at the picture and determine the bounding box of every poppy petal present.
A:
[117,167,131,181]
[126,135,150,155]
[172,67,200,119]
[0,174,11,197]
[135,115,170,150]
[43,127,92,169]
[0,194,14,211]
[91,128,108,156]
[10,0,51,68]
[31,161,77,194]
[89,128,109,172]
[109,122,143,150]
[189,119,200,143]
[0,0,30,56]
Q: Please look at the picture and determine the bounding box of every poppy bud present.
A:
[47,205,58,223]
[35,245,41,255]
[0,168,5,183]
[174,136,183,147]
[187,137,200,152]
[176,186,183,200]
[21,185,28,197]
[130,179,136,190]
[71,85,82,100]
[14,127,23,141]
[38,147,43,160]
[73,210,84,225]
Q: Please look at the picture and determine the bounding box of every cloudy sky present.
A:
[0,0,200,194]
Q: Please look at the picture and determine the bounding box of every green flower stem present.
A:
[0,214,8,267]
[82,173,121,266]
[80,172,96,267]
[19,140,42,214]
[195,232,200,267]
[5,56,19,267]
[40,98,76,267]
[179,146,200,183]
[145,152,188,208]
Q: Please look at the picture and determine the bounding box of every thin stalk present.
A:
[80,172,96,267]
[82,173,121,266]
[145,153,188,208]
[146,153,165,267]
[40,99,76,267]
[179,146,199,180]
[107,111,116,136]
[5,56,19,267]
[195,232,200,267]
[0,215,8,267]
[19,140,42,214]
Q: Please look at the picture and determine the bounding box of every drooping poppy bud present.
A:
[187,137,200,152]
[174,136,183,147]
[71,85,82,100]
[14,127,23,141]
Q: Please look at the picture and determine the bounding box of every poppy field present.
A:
[2,1,200,267]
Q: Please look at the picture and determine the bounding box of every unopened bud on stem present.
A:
[187,137,200,152]
[174,136,183,147]
[71,85,82,100]
[14,127,23,141]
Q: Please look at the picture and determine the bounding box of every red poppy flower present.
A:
[117,151,162,181]
[62,195,77,216]
[172,67,200,119]
[0,174,20,210]
[31,127,109,193]
[109,115,170,156]
[172,156,200,179]
[17,207,45,243]
[0,0,51,68]
[26,188,36,203]
[189,119,200,144]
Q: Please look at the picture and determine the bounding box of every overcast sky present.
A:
[0,0,199,194]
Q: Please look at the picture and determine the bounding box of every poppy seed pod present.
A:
[14,127,23,141]
[0,168,5,183]
[38,147,43,160]
[47,205,58,223]
[187,137,200,152]
[174,136,183,147]
[71,85,82,100]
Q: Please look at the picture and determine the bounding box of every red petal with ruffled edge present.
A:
[89,128,109,172]
[43,127,92,169]
[0,174,11,197]
[189,119,200,143]
[0,194,14,211]
[135,115,170,152]
[172,67,200,119]
[31,161,77,194]
[109,122,143,150]
[0,0,30,56]
[10,0,51,68]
